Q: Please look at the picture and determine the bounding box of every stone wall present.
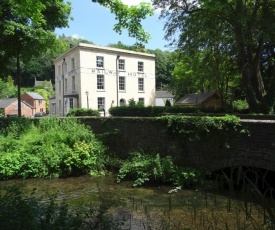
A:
[80,117,275,172]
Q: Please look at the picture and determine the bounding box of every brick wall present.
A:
[80,117,275,172]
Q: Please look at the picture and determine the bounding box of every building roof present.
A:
[0,98,17,108]
[155,90,174,98]
[55,43,155,63]
[175,92,219,105]
[22,101,35,109]
[34,78,53,89]
[25,92,45,100]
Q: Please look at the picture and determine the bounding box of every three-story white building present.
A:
[50,43,155,116]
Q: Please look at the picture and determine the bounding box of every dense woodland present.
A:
[1,0,275,113]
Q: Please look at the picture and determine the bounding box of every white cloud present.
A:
[121,0,151,6]
[71,34,85,39]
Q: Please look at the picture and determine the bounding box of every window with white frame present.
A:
[97,97,105,110]
[72,76,76,91]
[119,76,125,90]
[138,78,144,91]
[65,78,68,93]
[97,75,104,90]
[138,61,144,72]
[71,58,75,70]
[118,59,125,70]
[96,56,104,68]
[69,98,73,109]
[58,66,61,77]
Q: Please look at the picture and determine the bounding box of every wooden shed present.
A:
[175,92,222,108]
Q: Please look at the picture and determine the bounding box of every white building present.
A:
[50,43,155,116]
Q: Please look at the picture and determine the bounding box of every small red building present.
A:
[21,92,46,114]
[0,98,34,117]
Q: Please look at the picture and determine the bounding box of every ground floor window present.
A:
[138,98,145,105]
[120,98,126,106]
[52,103,56,114]
[69,98,73,109]
[97,97,105,110]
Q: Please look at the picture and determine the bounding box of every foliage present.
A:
[148,49,177,89]
[92,0,153,44]
[165,99,171,107]
[109,105,230,117]
[157,115,242,141]
[66,108,100,117]
[117,152,176,187]
[152,0,275,113]
[170,53,240,105]
[117,151,210,188]
[0,117,106,179]
[0,77,17,98]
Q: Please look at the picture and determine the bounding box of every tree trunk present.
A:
[17,54,21,117]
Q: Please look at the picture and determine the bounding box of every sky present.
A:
[55,0,170,51]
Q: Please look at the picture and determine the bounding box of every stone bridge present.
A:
[82,117,275,172]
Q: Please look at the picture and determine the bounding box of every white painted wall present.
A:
[52,44,155,116]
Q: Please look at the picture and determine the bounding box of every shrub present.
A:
[109,105,228,117]
[0,117,107,179]
[66,108,100,117]
[117,152,172,187]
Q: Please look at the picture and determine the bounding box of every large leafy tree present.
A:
[148,49,176,90]
[92,0,153,45]
[0,0,72,116]
[152,0,275,113]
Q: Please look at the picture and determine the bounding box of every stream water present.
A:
[0,175,272,229]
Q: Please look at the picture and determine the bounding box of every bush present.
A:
[0,117,107,179]
[117,152,176,187]
[66,108,100,117]
[117,152,209,188]
[109,105,228,117]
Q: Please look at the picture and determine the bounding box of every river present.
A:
[0,175,272,229]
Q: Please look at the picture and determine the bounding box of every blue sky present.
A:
[55,0,170,50]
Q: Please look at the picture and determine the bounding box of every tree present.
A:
[148,49,176,90]
[92,0,153,44]
[0,0,72,116]
[152,0,275,113]
[0,77,17,98]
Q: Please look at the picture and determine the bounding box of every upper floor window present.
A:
[64,62,67,73]
[58,66,61,77]
[97,75,104,90]
[72,76,76,91]
[118,59,125,70]
[71,58,75,70]
[96,56,104,68]
[138,78,144,91]
[65,78,68,93]
[119,76,125,91]
[38,99,42,105]
[58,81,61,94]
[138,62,144,72]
